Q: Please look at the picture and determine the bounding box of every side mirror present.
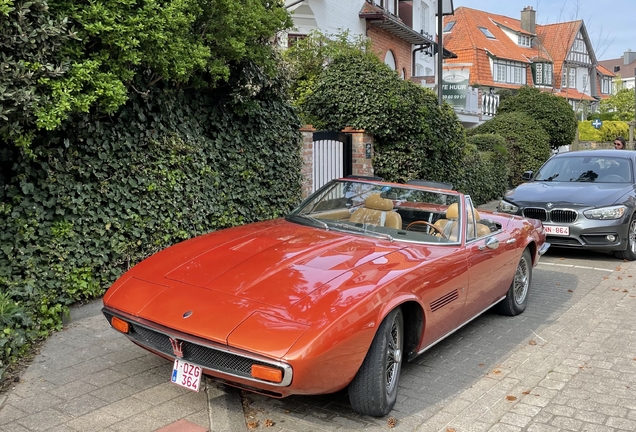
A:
[521,171,534,181]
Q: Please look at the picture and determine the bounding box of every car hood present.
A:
[115,220,407,311]
[505,181,633,208]
[104,220,408,351]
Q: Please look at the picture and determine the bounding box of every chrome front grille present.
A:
[523,208,548,221]
[103,311,291,386]
[523,207,577,223]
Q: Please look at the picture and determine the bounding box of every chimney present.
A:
[624,49,636,65]
[520,6,536,34]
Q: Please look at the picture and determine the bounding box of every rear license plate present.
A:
[544,225,569,236]
[171,359,202,392]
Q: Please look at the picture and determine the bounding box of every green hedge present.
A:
[470,112,551,186]
[454,134,508,203]
[578,120,629,142]
[0,69,303,377]
[300,52,466,187]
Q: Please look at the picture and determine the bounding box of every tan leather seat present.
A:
[433,203,459,240]
[472,209,492,237]
[350,194,402,229]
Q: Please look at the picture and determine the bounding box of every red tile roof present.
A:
[536,21,581,88]
[444,7,603,102]
[596,64,615,77]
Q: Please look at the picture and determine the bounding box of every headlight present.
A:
[583,205,627,220]
[498,200,518,214]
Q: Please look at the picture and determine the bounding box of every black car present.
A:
[499,149,636,260]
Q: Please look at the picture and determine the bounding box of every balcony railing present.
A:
[482,93,500,117]
[366,0,399,16]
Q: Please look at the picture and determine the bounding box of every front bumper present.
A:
[530,213,630,252]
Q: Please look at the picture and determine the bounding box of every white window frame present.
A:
[518,34,531,47]
[569,68,576,88]
[545,64,553,85]
[493,60,526,85]
[535,63,543,84]
[420,2,429,35]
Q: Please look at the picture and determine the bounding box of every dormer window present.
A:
[518,34,531,47]
[479,27,496,39]
[443,21,456,32]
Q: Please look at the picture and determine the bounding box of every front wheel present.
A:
[614,215,636,260]
[348,307,403,417]
[497,249,532,316]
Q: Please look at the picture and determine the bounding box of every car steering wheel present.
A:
[405,221,446,238]
[602,174,625,182]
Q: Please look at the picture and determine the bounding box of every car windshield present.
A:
[534,155,632,183]
[287,180,463,244]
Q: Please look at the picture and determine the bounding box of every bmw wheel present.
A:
[497,249,532,316]
[348,307,403,417]
[615,215,636,260]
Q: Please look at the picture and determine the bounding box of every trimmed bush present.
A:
[301,52,466,186]
[470,112,551,186]
[578,120,629,142]
[453,134,508,203]
[0,67,303,378]
[498,86,577,151]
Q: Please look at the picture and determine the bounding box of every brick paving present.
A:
[0,252,634,431]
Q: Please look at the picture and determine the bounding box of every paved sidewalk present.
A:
[1,251,635,431]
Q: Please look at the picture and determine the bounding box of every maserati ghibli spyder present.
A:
[102,178,549,416]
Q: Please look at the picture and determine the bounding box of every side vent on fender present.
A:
[430,290,459,312]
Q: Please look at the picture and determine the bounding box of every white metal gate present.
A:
[311,131,352,193]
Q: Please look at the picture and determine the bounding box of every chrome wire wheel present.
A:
[629,219,636,254]
[385,316,402,395]
[513,254,530,305]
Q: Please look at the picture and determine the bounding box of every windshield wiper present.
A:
[330,222,394,242]
[288,214,329,230]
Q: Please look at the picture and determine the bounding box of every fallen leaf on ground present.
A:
[492,369,502,374]
[567,289,573,293]
[529,340,537,345]
[388,417,398,428]
[247,421,259,430]
[617,276,623,280]
[265,419,274,427]
[623,289,629,293]
[506,395,517,401]
[445,428,456,432]
[522,390,530,394]
[604,276,609,280]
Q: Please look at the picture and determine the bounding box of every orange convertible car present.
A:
[102,178,549,416]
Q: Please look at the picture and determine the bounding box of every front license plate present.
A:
[544,225,569,236]
[171,359,202,392]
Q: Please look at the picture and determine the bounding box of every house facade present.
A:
[599,49,636,91]
[283,0,451,85]
[442,6,606,125]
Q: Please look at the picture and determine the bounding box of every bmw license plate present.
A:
[543,225,569,236]
[171,359,202,392]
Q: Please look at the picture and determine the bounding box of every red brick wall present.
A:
[300,126,375,199]
[367,27,412,79]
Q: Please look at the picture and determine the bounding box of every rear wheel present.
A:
[348,307,403,417]
[614,215,636,260]
[497,249,532,316]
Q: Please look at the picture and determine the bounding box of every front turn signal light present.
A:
[111,316,130,334]
[251,364,283,383]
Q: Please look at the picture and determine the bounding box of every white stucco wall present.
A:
[289,1,367,36]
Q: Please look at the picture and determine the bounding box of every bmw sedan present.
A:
[499,149,636,260]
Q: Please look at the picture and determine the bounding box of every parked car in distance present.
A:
[499,149,636,259]
[102,178,549,416]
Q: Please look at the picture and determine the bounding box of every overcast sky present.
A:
[451,0,634,60]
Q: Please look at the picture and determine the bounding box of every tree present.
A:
[600,88,636,121]
[282,31,371,122]
[0,0,73,147]
[497,86,577,151]
[470,112,551,186]
[301,51,466,184]
[1,0,293,146]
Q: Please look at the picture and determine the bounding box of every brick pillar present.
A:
[343,127,375,178]
[300,125,315,199]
